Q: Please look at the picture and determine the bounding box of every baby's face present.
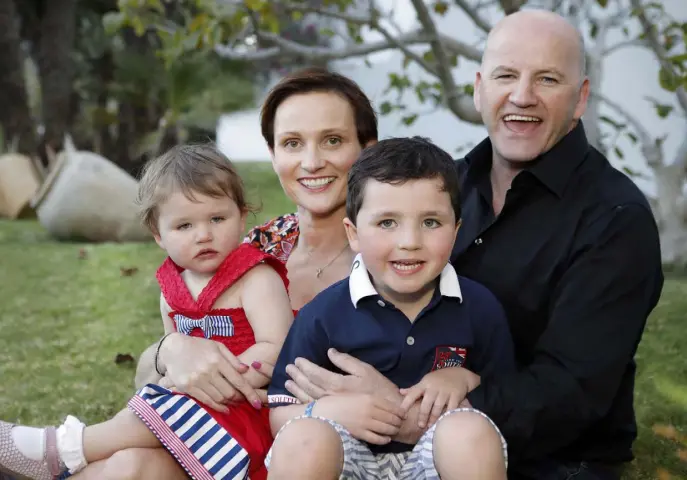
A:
[154,190,246,275]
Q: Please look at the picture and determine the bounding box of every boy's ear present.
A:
[343,217,360,253]
[453,218,462,238]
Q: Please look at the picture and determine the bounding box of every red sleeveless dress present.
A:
[128,243,289,480]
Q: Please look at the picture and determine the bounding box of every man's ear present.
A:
[343,217,360,253]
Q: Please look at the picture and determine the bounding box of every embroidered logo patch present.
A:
[432,346,467,370]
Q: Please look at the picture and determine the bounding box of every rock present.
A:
[31,142,151,242]
[0,153,41,219]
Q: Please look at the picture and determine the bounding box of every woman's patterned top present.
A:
[243,213,299,262]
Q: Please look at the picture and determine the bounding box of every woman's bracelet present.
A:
[154,332,175,376]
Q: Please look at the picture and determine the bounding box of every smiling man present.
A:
[450,9,664,479]
[280,9,664,480]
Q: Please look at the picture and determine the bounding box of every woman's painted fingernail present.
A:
[251,361,262,369]
[252,400,262,409]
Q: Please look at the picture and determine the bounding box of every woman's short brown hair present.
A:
[260,67,378,149]
[136,143,255,234]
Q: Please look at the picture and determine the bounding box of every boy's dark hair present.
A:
[260,67,378,149]
[136,143,256,235]
[346,136,461,224]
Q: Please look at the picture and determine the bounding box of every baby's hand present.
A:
[399,367,478,428]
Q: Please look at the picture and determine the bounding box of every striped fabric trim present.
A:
[128,384,250,480]
[174,314,235,338]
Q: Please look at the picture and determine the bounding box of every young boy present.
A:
[265,137,515,480]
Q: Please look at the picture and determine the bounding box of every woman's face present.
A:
[271,91,367,218]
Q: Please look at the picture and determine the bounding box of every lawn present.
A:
[0,162,685,479]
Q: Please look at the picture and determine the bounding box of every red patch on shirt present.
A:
[432,346,468,370]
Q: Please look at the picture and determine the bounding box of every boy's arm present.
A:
[267,305,331,433]
[238,264,295,389]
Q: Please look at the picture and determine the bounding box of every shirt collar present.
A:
[464,120,590,198]
[348,253,463,307]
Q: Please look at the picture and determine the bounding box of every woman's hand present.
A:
[284,348,401,403]
[159,333,263,411]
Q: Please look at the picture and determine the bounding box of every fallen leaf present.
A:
[653,424,679,441]
[677,449,687,462]
[115,353,135,366]
[78,249,88,260]
[120,267,139,276]
[656,467,673,479]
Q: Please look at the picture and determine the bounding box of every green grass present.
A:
[0,163,685,479]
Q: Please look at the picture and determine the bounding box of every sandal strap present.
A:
[44,427,62,477]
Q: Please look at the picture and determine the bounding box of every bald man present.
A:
[276,9,663,480]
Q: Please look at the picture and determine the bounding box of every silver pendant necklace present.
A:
[310,242,350,278]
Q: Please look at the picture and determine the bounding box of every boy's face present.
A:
[154,190,246,275]
[344,178,460,307]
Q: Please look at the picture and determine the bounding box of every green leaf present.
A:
[599,115,625,130]
[658,67,681,92]
[626,132,638,144]
[655,103,674,118]
[102,12,126,36]
[596,0,608,7]
[379,101,393,115]
[622,166,641,177]
[614,146,624,159]
[422,50,435,63]
[433,1,449,15]
[590,21,599,39]
[402,114,418,126]
[668,53,687,64]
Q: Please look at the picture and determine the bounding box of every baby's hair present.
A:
[136,143,256,234]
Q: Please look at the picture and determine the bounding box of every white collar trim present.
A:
[348,253,463,307]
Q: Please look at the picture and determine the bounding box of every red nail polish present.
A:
[251,361,262,369]
[252,400,262,409]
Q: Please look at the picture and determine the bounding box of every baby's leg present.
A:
[70,448,187,480]
[81,408,160,463]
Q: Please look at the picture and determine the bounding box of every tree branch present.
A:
[453,0,492,33]
[410,0,482,123]
[629,0,687,113]
[603,38,646,56]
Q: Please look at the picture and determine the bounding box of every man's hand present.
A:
[284,348,401,403]
[160,333,262,411]
[312,394,405,445]
[400,367,481,428]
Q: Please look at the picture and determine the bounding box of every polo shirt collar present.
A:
[464,120,591,198]
[349,253,463,307]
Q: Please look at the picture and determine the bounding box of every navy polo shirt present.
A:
[268,254,516,453]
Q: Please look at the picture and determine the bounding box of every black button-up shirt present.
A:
[453,122,664,470]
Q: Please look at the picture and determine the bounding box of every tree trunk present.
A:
[36,0,76,154]
[652,134,687,269]
[0,0,36,154]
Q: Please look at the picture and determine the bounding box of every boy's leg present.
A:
[399,408,507,480]
[265,416,380,480]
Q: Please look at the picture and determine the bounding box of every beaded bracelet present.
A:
[304,401,316,418]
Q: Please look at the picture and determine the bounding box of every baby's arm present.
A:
[237,263,294,388]
[160,294,176,335]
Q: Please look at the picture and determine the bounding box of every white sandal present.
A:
[0,421,64,480]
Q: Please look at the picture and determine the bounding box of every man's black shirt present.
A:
[451,122,664,470]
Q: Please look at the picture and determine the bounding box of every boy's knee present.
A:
[433,410,505,461]
[100,449,148,480]
[269,418,343,478]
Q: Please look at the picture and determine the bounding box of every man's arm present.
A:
[467,203,663,458]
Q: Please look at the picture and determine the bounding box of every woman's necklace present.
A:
[308,242,350,278]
